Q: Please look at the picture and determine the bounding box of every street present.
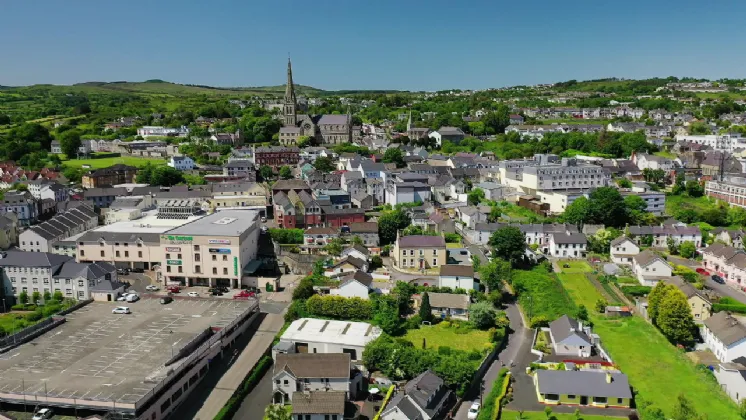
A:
[668,255,746,305]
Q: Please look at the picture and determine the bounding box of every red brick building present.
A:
[254,146,300,169]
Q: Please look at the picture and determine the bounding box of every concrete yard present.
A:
[0,298,257,411]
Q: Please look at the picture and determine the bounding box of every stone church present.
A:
[278,59,353,146]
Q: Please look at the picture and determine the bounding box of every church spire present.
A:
[283,57,297,127]
[285,56,296,104]
[407,110,412,132]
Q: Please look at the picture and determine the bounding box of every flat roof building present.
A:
[274,318,382,362]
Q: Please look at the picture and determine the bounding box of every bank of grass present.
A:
[62,156,167,169]
[0,300,74,334]
[664,194,718,216]
[403,322,493,353]
[556,263,739,418]
[512,265,576,323]
[501,411,624,420]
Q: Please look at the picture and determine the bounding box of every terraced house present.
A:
[702,243,746,287]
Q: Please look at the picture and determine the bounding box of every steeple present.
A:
[407,110,412,132]
[283,57,297,127]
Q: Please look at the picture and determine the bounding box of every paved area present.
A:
[0,298,256,409]
[193,312,285,420]
[668,255,746,305]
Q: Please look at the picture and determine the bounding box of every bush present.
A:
[713,303,746,314]
[444,233,461,243]
[24,312,43,322]
[621,285,652,297]
[476,368,510,420]
[284,299,308,322]
[529,315,549,328]
[268,228,304,244]
[306,295,373,320]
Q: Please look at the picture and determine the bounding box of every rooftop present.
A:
[164,210,259,237]
[397,235,446,248]
[280,318,382,349]
[536,370,632,399]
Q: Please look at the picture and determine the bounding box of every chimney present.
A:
[606,372,612,384]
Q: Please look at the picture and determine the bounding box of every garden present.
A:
[502,410,626,420]
[0,292,75,335]
[403,321,496,353]
[511,264,576,326]
[62,155,166,169]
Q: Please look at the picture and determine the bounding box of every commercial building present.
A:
[499,155,610,195]
[706,180,746,208]
[254,146,301,169]
[674,134,746,152]
[0,190,38,226]
[273,318,382,362]
[158,210,261,288]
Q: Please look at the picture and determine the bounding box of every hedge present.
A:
[620,285,652,297]
[372,385,395,420]
[269,228,304,244]
[214,355,273,420]
[476,368,509,420]
[492,370,511,420]
[305,294,372,320]
[713,303,746,314]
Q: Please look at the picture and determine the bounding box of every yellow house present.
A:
[535,370,632,409]
[670,279,712,323]
[392,234,447,270]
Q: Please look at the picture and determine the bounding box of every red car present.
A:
[695,268,710,276]
[168,286,181,293]
[233,290,256,299]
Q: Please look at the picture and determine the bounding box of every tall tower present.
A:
[283,57,297,127]
[406,110,412,132]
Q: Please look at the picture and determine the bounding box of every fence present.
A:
[56,299,93,316]
[0,317,66,353]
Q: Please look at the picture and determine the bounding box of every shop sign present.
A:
[161,235,193,244]
[167,260,182,265]
[165,247,181,252]
[209,239,231,245]
[209,248,231,254]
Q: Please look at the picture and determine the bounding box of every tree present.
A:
[657,288,697,347]
[11,123,53,150]
[371,255,383,270]
[647,282,670,325]
[544,406,553,420]
[419,292,433,322]
[265,404,292,420]
[297,136,312,148]
[487,205,501,223]
[671,394,701,420]
[351,235,364,246]
[587,187,628,228]
[372,295,404,335]
[19,291,28,305]
[667,237,679,254]
[383,148,405,168]
[685,180,704,197]
[259,165,274,180]
[469,301,497,329]
[32,291,41,304]
[482,104,510,135]
[0,114,10,125]
[576,304,589,322]
[616,178,632,188]
[489,227,527,267]
[563,196,590,227]
[479,259,512,291]
[467,188,485,206]
[378,209,411,245]
[149,166,185,187]
[43,290,51,303]
[595,299,606,313]
[313,156,335,172]
[324,238,344,256]
[53,290,64,302]
[59,129,82,157]
[624,195,648,213]
[679,241,696,259]
[279,166,293,180]
[292,276,316,301]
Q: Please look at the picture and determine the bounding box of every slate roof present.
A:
[704,311,746,346]
[549,315,592,347]
[536,370,632,399]
[402,370,453,417]
[340,270,373,288]
[610,236,633,247]
[398,235,446,248]
[291,391,346,415]
[435,126,466,136]
[439,265,474,277]
[275,353,350,379]
[317,114,350,125]
[0,251,72,268]
[426,292,470,310]
[633,250,666,267]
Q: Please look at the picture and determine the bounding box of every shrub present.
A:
[268,228,304,244]
[214,355,273,420]
[444,233,461,243]
[25,312,43,322]
[713,303,746,314]
[284,299,308,322]
[529,315,549,328]
[621,285,652,297]
[10,304,25,311]
[305,295,373,320]
[475,368,509,420]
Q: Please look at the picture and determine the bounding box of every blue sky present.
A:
[2,0,744,91]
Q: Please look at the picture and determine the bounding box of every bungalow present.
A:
[548,315,593,357]
[415,292,470,321]
[326,256,368,276]
[438,265,476,290]
[332,271,373,300]
[534,370,632,408]
[610,236,640,266]
[702,311,746,363]
[632,250,673,286]
[381,370,454,420]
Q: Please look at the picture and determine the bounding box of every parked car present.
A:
[712,274,726,284]
[187,292,199,298]
[112,306,131,314]
[168,286,181,293]
[125,293,140,302]
[260,226,268,234]
[467,402,480,420]
[32,408,53,420]
[261,216,267,223]
[117,293,132,302]
[117,268,129,275]
[131,267,145,273]
[696,267,710,276]
[233,290,255,299]
[208,288,223,296]
[160,296,173,304]
[145,285,160,291]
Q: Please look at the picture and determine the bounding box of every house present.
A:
[712,229,746,250]
[548,315,593,357]
[667,278,711,323]
[702,311,746,363]
[340,244,370,262]
[381,370,454,420]
[81,164,138,189]
[346,222,379,249]
[332,270,373,300]
[303,227,339,247]
[610,236,640,266]
[632,250,673,286]
[509,114,524,125]
[415,292,470,321]
[272,352,362,404]
[19,205,98,252]
[392,235,447,270]
[291,392,346,420]
[167,156,195,171]
[0,215,18,250]
[534,370,632,408]
[456,206,487,229]
[438,265,476,290]
[273,318,382,362]
[50,140,62,154]
[326,256,368,276]
[548,232,587,258]
[474,182,504,201]
[428,126,466,147]
[0,191,39,226]
[702,243,746,287]
[713,361,746,403]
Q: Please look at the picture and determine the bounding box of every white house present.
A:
[339,244,370,262]
[702,311,746,363]
[610,236,640,266]
[167,156,195,171]
[714,362,746,403]
[416,292,470,321]
[548,315,593,358]
[272,353,362,405]
[438,265,476,290]
[331,271,373,300]
[273,318,382,362]
[381,370,454,420]
[548,232,587,258]
[428,127,466,147]
[702,243,746,287]
[632,250,673,286]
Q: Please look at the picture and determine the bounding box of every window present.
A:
[80,250,85,257]
[567,395,576,399]
[433,258,437,266]
[223,255,228,261]
[178,266,183,273]
[275,380,280,385]
[101,251,105,257]
[213,267,217,274]
[283,379,289,385]
[138,251,142,258]
[125,251,129,257]
[78,280,84,287]
[195,265,201,273]
[116,251,120,257]
[212,255,217,261]
[223,268,228,275]
[166,253,171,259]
[194,245,200,251]
[177,254,182,259]
[195,254,200,262]
[410,250,414,256]
[167,266,171,273]
[617,398,624,404]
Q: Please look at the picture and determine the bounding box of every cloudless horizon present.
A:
[3,0,745,91]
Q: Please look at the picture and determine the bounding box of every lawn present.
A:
[512,266,576,322]
[555,262,739,418]
[654,150,677,159]
[557,260,593,274]
[664,194,718,217]
[502,411,625,420]
[616,276,638,284]
[62,156,167,169]
[403,322,492,353]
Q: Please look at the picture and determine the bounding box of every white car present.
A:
[126,293,140,302]
[145,285,159,291]
[187,292,199,297]
[112,306,131,314]
[467,402,480,420]
[32,408,53,420]
[116,293,132,301]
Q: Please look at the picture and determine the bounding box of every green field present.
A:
[555,262,739,418]
[403,322,493,353]
[502,411,624,420]
[512,266,576,322]
[665,194,718,216]
[62,156,166,169]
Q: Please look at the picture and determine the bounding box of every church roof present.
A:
[318,114,349,125]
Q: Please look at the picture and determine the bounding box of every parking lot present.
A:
[0,297,256,409]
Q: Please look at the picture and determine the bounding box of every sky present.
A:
[2,0,745,91]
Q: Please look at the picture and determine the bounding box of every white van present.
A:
[125,293,140,302]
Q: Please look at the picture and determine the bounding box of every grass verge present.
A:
[62,156,166,169]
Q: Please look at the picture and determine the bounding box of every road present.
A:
[453,302,533,420]
[668,255,746,305]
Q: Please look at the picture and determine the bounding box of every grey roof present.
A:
[0,251,72,268]
[439,265,474,277]
[275,353,350,379]
[317,114,349,125]
[435,126,465,136]
[385,395,422,419]
[331,256,366,270]
[610,236,633,247]
[704,311,746,346]
[56,261,115,280]
[552,232,587,245]
[398,235,446,248]
[633,250,666,267]
[340,270,373,288]
[536,370,632,399]
[426,292,470,310]
[77,231,161,245]
[84,187,128,198]
[549,315,592,347]
[402,370,452,417]
[164,210,259,237]
[291,391,346,415]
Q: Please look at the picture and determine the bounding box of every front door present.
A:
[580,396,588,405]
